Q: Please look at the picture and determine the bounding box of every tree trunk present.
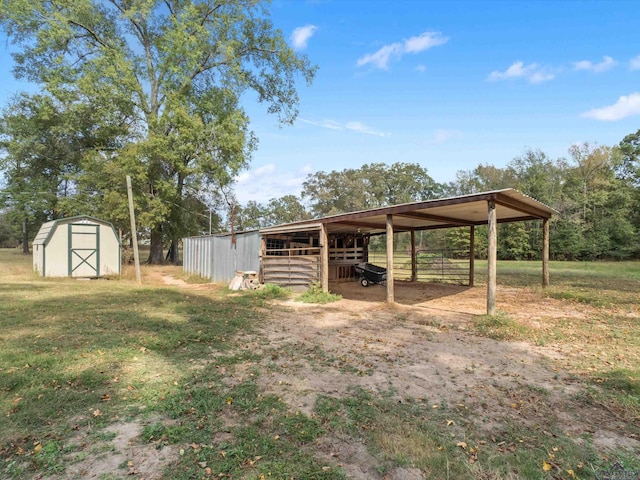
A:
[22,218,29,254]
[147,227,164,264]
[169,238,180,265]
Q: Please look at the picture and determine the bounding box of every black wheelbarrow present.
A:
[354,262,387,287]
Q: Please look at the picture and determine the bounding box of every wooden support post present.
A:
[469,225,475,287]
[542,218,550,288]
[386,214,395,304]
[410,230,417,282]
[487,200,497,315]
[126,175,142,285]
[320,224,329,292]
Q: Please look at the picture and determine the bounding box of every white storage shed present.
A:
[33,216,121,278]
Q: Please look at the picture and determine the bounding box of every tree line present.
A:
[0,0,315,263]
[0,2,638,262]
[235,141,640,261]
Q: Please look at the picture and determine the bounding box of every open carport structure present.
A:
[260,188,555,315]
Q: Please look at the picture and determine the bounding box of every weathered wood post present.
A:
[469,225,475,287]
[386,214,395,304]
[487,200,497,315]
[320,224,329,292]
[411,230,417,282]
[542,218,549,288]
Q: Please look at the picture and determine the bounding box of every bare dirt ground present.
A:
[60,276,639,480]
[246,281,640,478]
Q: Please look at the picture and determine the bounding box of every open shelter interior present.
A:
[259,189,555,315]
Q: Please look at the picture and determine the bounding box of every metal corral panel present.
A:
[183,231,261,283]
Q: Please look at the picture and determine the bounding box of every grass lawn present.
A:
[1,248,639,479]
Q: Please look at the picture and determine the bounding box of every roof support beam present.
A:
[332,220,412,233]
[333,220,387,230]
[395,211,474,226]
[494,194,551,219]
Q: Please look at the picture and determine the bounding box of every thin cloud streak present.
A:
[487,61,555,84]
[356,31,448,70]
[299,118,390,137]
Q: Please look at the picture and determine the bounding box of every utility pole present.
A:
[126,175,142,284]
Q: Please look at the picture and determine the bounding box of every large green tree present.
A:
[302,162,443,217]
[619,129,640,240]
[0,91,125,252]
[0,0,315,263]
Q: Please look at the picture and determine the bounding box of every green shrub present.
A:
[297,282,342,304]
[252,283,291,300]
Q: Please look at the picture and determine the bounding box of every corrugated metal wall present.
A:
[183,231,261,282]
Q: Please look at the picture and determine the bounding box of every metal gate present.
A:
[68,223,100,277]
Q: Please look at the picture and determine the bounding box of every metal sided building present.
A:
[183,230,261,282]
[33,215,121,278]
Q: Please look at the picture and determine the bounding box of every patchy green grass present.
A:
[475,311,531,340]
[250,283,292,300]
[297,282,342,304]
[314,387,603,480]
[2,248,640,479]
[474,259,640,307]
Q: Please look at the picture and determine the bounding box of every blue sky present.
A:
[235,0,640,203]
[2,1,640,205]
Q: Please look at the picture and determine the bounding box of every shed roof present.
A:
[33,215,118,246]
[261,188,555,236]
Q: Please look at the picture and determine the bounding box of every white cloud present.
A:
[299,117,390,137]
[573,55,617,73]
[290,25,317,50]
[629,55,640,71]
[582,92,640,121]
[235,164,276,185]
[356,31,448,70]
[356,44,402,70]
[487,61,555,84]
[403,32,449,53]
[415,64,427,72]
[233,164,309,204]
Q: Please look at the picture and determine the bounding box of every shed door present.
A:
[68,223,99,277]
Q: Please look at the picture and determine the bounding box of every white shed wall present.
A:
[45,223,70,277]
[99,223,121,275]
[33,243,44,274]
